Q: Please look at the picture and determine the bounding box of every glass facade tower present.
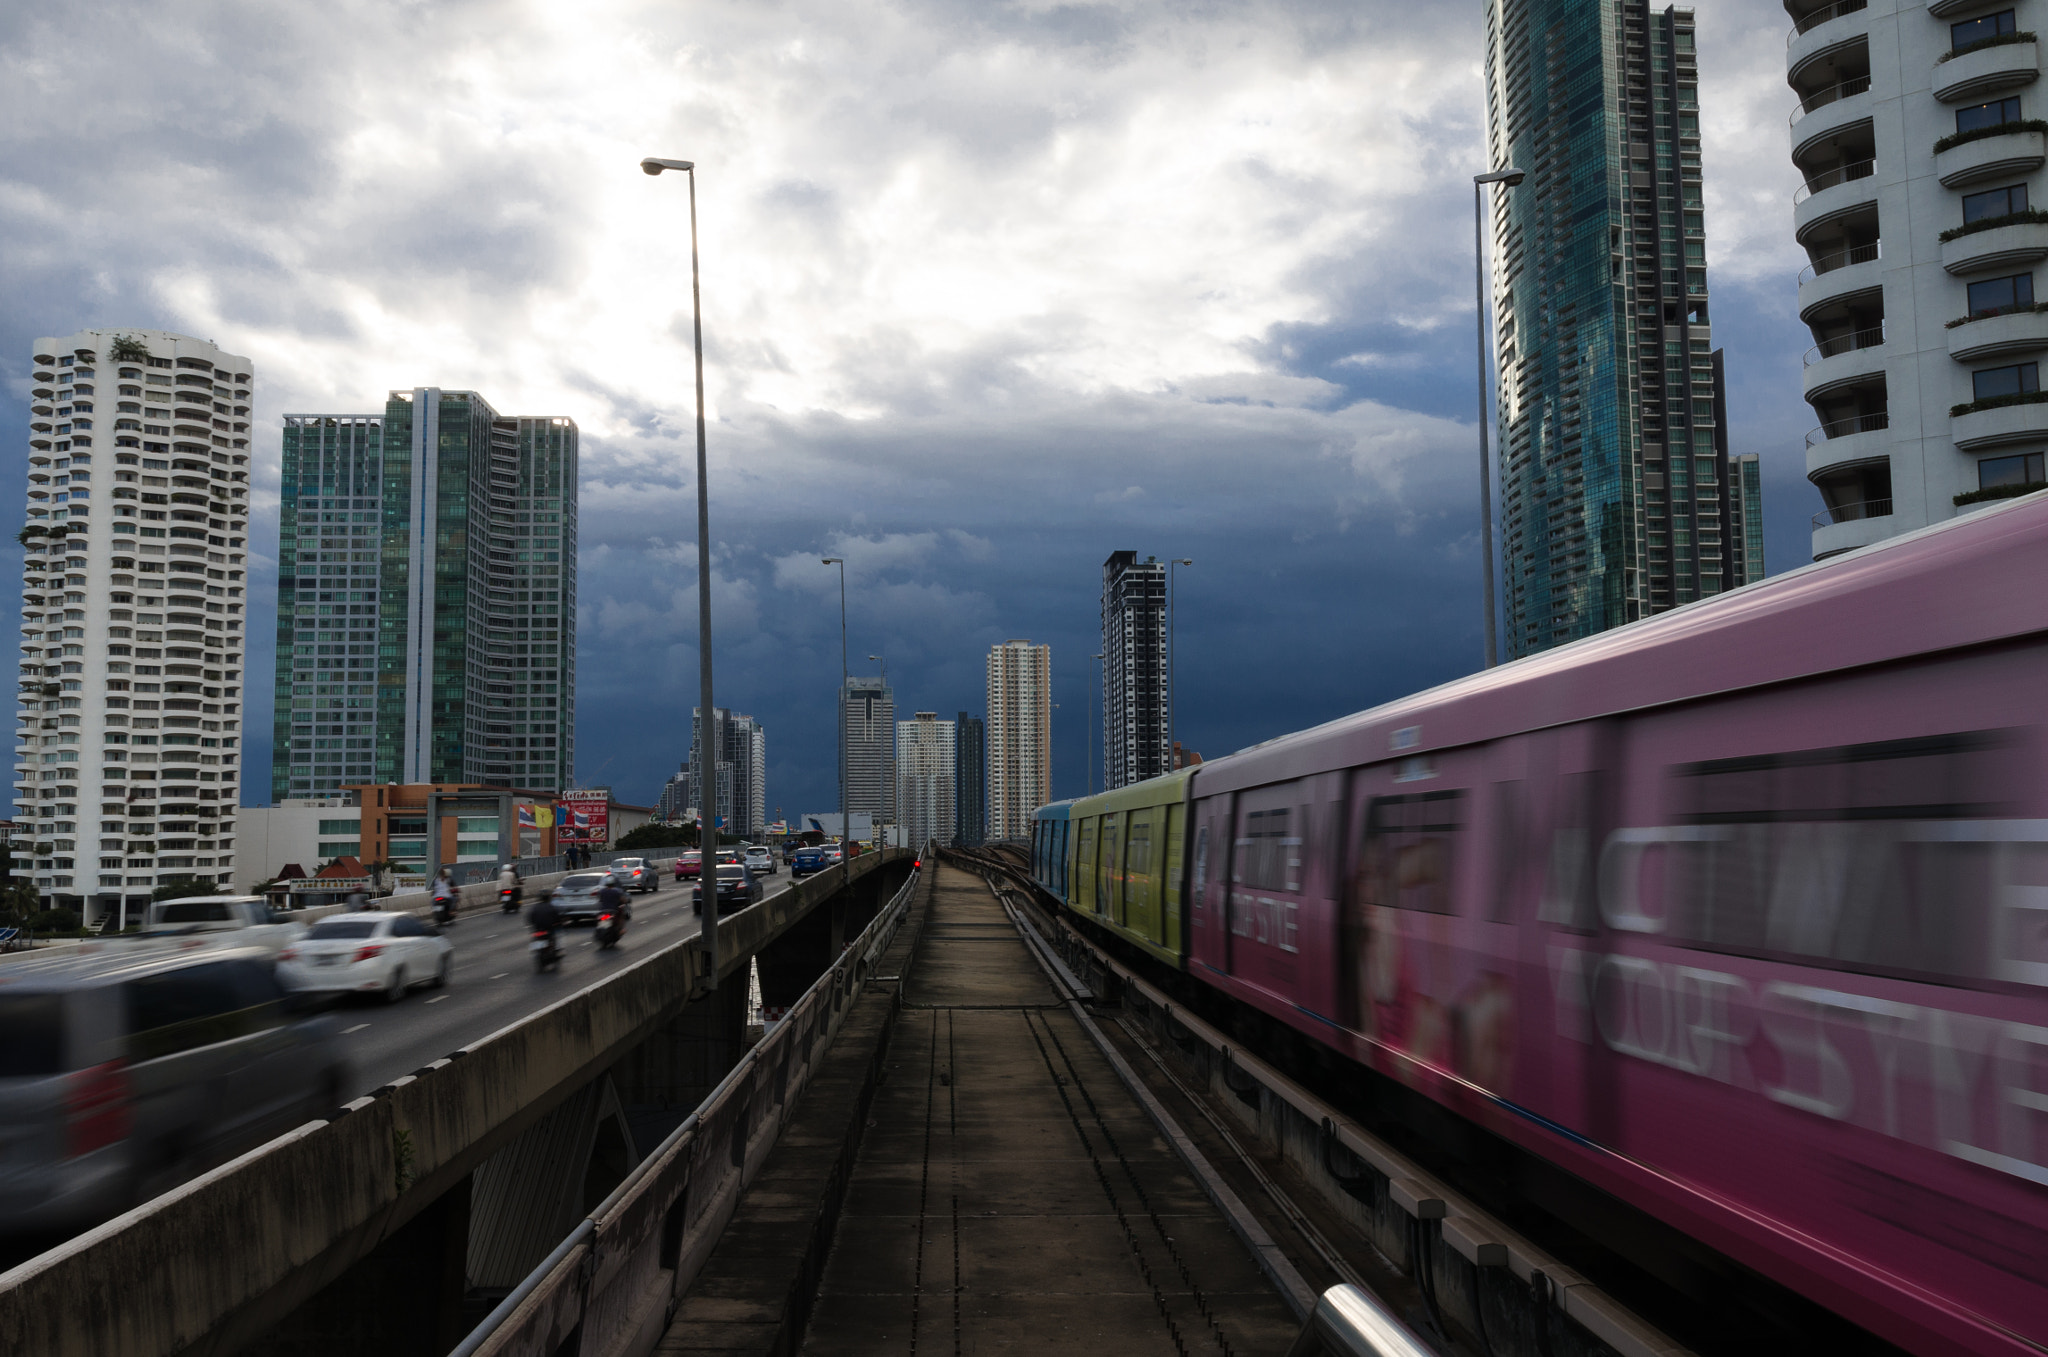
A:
[272,389,576,799]
[1483,1,1762,658]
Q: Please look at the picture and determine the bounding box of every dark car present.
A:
[693,863,761,916]
[789,845,829,877]
[0,944,349,1239]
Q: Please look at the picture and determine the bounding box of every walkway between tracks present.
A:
[657,860,1301,1357]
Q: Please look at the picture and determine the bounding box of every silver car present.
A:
[548,871,619,924]
[0,944,349,1240]
[612,857,660,894]
[741,846,773,875]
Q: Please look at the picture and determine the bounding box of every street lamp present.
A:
[822,558,848,861]
[1168,558,1192,769]
[642,153,720,988]
[1090,652,1104,795]
[1473,166,1525,670]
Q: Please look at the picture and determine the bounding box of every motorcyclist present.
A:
[528,890,562,954]
[497,862,522,910]
[432,867,458,922]
[597,874,631,925]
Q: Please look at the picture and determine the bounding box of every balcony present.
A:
[1803,327,1887,400]
[1788,1,1871,83]
[1791,83,1874,161]
[1798,244,1883,321]
[1935,125,2048,187]
[1811,502,1896,559]
[1953,393,2048,449]
[1805,412,1891,479]
[1940,216,2048,275]
[1793,158,1879,235]
[1932,37,2039,104]
[1947,307,2048,361]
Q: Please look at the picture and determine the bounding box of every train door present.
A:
[1229,782,1306,998]
[1126,808,1155,939]
[1163,801,1186,956]
[1056,819,1070,900]
[1075,816,1096,915]
[1189,793,1233,976]
[1098,815,1121,920]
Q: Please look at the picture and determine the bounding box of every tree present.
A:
[151,877,218,903]
[613,821,692,851]
[107,335,151,363]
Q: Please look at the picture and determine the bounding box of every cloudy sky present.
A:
[0,0,1817,817]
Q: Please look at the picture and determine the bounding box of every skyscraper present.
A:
[953,712,985,848]
[687,706,765,838]
[1483,1,1762,657]
[1100,551,1169,789]
[1788,3,2048,557]
[986,640,1050,841]
[840,675,894,828]
[19,329,254,922]
[271,389,577,800]
[896,712,956,851]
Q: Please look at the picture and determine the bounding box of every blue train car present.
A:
[1029,799,1075,902]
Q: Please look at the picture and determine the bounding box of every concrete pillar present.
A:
[609,977,749,1153]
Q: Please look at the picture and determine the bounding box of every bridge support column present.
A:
[610,974,750,1152]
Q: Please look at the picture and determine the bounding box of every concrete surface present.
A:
[656,861,1301,1357]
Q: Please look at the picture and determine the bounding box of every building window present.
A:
[1951,9,2018,54]
[1980,451,2046,489]
[1972,361,2039,401]
[1963,183,2029,224]
[1967,271,2035,317]
[1957,96,2024,136]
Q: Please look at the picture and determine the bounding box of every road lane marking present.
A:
[342,1023,369,1034]
[490,972,508,979]
[426,995,449,1003]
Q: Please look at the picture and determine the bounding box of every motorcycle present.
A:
[432,893,456,927]
[499,885,521,914]
[531,928,561,972]
[596,909,626,950]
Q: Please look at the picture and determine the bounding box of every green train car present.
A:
[1051,769,1193,967]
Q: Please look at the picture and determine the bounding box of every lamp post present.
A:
[641,153,719,988]
[1168,558,1191,769]
[1090,652,1103,795]
[1473,166,1526,670]
[822,558,848,862]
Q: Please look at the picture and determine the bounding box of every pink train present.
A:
[1038,493,2048,1355]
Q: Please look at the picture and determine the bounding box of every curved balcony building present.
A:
[1786,0,2048,558]
[17,328,252,923]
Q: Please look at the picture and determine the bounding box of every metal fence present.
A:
[449,860,922,1357]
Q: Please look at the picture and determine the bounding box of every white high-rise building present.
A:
[19,329,254,922]
[895,712,956,851]
[986,640,1050,841]
[1789,2,2048,559]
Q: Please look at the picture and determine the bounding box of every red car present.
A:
[674,851,701,881]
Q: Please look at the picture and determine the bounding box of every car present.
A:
[741,846,773,875]
[789,845,828,877]
[0,944,350,1240]
[276,914,453,1001]
[135,895,305,959]
[613,857,660,894]
[676,850,702,880]
[693,863,761,916]
[548,872,619,925]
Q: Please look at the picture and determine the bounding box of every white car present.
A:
[742,846,773,875]
[135,895,304,959]
[277,914,452,1002]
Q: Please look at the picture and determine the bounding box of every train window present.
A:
[1192,823,1210,896]
[1236,807,1295,890]
[1489,781,1525,923]
[1128,814,1152,877]
[1360,792,1464,914]
[1656,731,2027,987]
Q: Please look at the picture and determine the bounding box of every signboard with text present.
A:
[556,791,611,845]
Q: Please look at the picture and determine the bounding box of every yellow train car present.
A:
[1065,769,1192,967]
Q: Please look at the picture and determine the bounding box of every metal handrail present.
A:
[1803,325,1886,365]
[1793,157,1876,204]
[1813,497,1894,529]
[1797,240,1881,284]
[1285,1285,1437,1357]
[1790,73,1873,126]
[1788,0,1868,44]
[1805,412,1890,446]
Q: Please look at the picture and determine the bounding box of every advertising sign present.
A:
[556,790,610,845]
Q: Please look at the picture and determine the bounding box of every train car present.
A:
[1064,769,1194,967]
[1180,494,2048,1357]
[1030,798,1075,901]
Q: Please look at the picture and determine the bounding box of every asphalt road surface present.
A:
[336,864,789,1098]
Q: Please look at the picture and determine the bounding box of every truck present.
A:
[137,896,305,959]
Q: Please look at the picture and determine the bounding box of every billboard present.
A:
[556,790,610,845]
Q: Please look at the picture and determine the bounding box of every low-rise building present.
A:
[233,783,559,893]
